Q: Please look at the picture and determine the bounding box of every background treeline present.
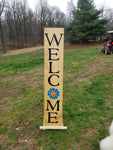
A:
[0,0,113,53]
[0,0,66,53]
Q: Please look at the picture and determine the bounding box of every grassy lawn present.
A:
[0,45,113,150]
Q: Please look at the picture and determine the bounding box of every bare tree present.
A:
[35,0,49,44]
[5,0,37,48]
[66,0,76,24]
[0,0,67,51]
[104,8,113,30]
[99,4,113,31]
[35,0,66,44]
[53,7,66,27]
[0,0,6,53]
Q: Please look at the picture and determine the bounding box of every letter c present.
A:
[48,74,59,86]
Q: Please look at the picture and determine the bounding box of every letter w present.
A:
[45,33,63,46]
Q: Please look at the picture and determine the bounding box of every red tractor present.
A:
[101,31,113,55]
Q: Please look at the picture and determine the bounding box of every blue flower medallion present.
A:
[48,88,59,99]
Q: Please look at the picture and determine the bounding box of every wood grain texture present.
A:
[41,28,66,128]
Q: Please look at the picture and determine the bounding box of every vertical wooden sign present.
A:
[40,28,67,130]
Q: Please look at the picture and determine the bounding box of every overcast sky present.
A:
[28,0,113,13]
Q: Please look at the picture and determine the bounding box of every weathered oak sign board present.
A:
[40,28,67,130]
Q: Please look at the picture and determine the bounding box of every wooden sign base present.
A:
[40,126,67,130]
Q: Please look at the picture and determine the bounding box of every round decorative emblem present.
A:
[48,88,59,99]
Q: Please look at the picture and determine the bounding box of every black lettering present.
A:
[45,33,63,46]
[46,100,60,111]
[49,62,60,73]
[49,48,59,61]
[48,112,58,123]
[48,74,59,86]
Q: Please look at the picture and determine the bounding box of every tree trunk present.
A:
[0,20,6,53]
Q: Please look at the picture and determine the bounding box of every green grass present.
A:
[0,49,44,78]
[0,46,113,150]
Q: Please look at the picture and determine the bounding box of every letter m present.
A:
[46,100,60,111]
[45,33,63,46]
